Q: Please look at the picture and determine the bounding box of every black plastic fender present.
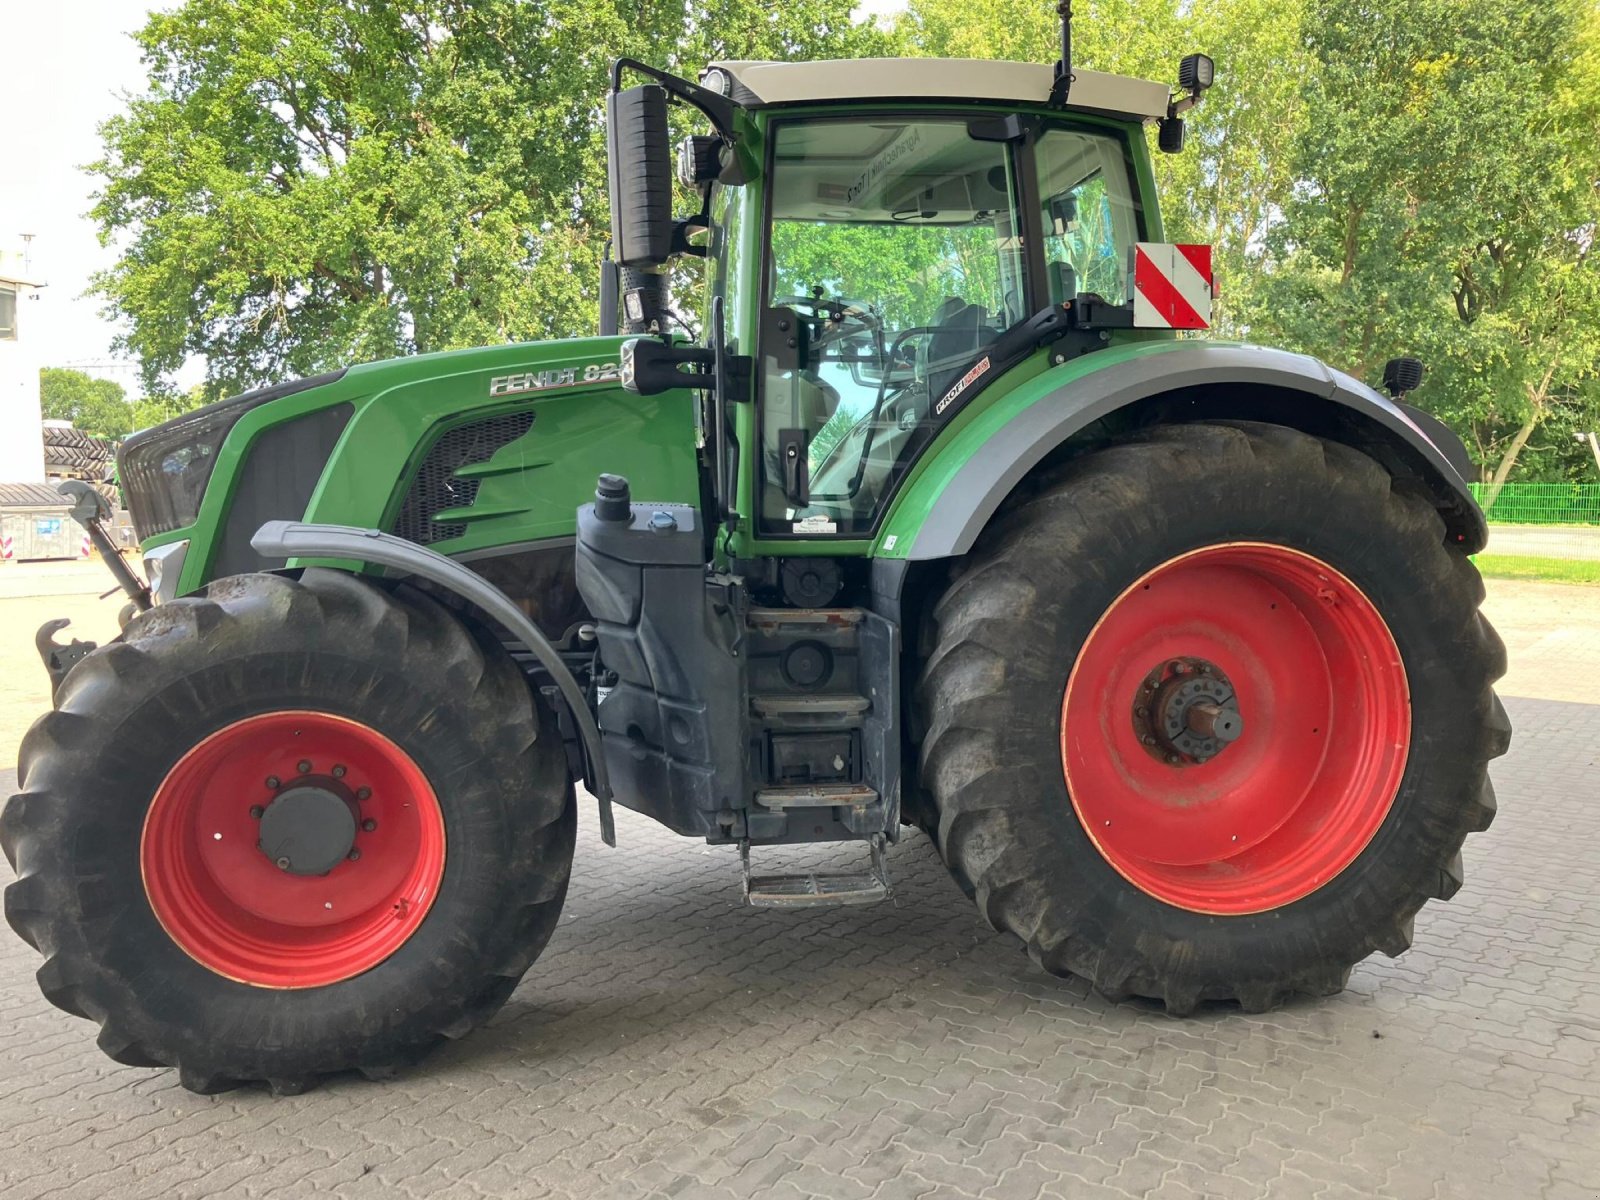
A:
[251,520,615,844]
[903,343,1487,560]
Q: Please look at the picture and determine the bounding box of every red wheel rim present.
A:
[141,711,446,988]
[1060,543,1409,915]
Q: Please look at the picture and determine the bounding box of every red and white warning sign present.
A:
[1131,243,1213,330]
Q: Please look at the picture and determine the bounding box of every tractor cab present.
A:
[608,54,1212,552]
[579,51,1219,897]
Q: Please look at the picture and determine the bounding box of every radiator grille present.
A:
[391,412,536,544]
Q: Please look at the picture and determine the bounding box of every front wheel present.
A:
[915,421,1509,1012]
[2,569,576,1093]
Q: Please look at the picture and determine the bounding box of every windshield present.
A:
[758,118,1027,535]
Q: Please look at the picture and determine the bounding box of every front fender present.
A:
[250,521,616,846]
[878,341,1485,560]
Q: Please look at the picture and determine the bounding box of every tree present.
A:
[896,0,1313,334]
[1248,0,1600,490]
[92,0,889,400]
[899,0,1600,488]
[131,385,211,433]
[39,368,136,439]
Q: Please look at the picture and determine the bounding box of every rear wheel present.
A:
[2,569,575,1092]
[915,421,1508,1012]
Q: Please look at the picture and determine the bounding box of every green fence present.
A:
[1467,483,1600,581]
[1469,482,1600,526]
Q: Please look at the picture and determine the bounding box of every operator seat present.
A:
[919,297,992,404]
[922,297,987,367]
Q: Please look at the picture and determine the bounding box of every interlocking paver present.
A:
[0,578,1596,1199]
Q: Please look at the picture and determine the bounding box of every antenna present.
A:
[1048,1,1074,108]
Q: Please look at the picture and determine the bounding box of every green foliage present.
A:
[811,403,858,466]
[92,0,889,399]
[38,369,205,440]
[94,0,1600,488]
[772,221,1011,328]
[39,368,134,439]
[900,0,1600,486]
[132,386,210,431]
[1246,0,1600,491]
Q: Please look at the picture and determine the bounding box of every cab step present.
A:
[754,783,878,810]
[740,833,892,908]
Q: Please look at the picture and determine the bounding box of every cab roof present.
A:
[708,58,1172,122]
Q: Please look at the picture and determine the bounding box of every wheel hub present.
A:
[258,780,358,876]
[1061,542,1410,915]
[141,710,445,988]
[1132,657,1244,765]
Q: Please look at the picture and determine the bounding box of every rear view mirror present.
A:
[607,85,675,268]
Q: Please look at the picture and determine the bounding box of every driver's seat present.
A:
[919,297,990,394]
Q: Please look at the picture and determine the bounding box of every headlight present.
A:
[119,403,251,539]
[117,371,343,539]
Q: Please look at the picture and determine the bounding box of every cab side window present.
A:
[1035,129,1144,306]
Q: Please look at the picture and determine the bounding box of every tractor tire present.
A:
[915,420,1508,1013]
[2,569,575,1093]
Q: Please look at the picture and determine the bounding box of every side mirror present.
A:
[607,85,674,268]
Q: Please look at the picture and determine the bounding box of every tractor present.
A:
[2,11,1508,1095]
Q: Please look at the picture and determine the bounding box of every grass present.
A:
[1472,553,1600,584]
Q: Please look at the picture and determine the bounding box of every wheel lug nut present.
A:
[1135,705,1149,717]
[265,776,280,790]
[357,787,371,801]
[362,818,377,832]
[347,849,361,862]
[297,760,312,774]
[275,856,291,870]
[1142,735,1156,746]
[332,765,346,778]
[249,805,265,819]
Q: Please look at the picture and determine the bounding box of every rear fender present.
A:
[880,342,1485,561]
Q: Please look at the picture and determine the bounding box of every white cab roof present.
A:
[709,59,1171,121]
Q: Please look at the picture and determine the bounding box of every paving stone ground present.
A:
[0,569,1596,1199]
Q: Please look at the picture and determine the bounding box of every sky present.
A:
[1,0,906,398]
[1,1,154,391]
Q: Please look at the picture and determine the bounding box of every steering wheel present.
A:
[773,291,882,350]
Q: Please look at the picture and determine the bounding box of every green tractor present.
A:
[4,14,1507,1095]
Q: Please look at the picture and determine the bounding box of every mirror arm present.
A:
[610,57,738,139]
[598,249,619,337]
[671,220,710,258]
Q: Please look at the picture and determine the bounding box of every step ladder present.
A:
[740,833,893,908]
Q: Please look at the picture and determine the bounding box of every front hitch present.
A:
[33,482,152,700]
[58,481,152,611]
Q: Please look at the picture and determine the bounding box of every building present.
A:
[0,251,47,484]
